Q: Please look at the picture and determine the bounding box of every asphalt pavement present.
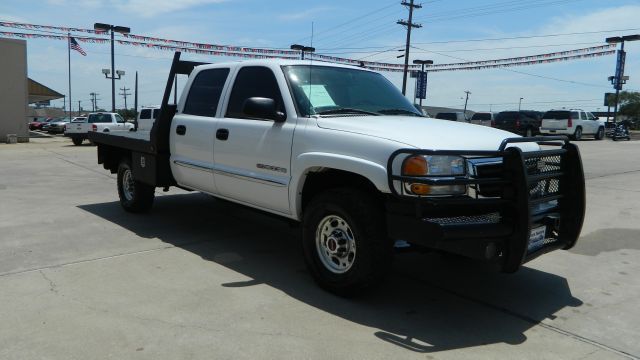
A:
[0,135,638,359]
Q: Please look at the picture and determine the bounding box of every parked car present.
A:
[136,106,160,131]
[493,110,542,137]
[29,117,53,130]
[64,112,133,145]
[470,112,496,127]
[435,112,467,122]
[46,117,72,134]
[539,109,605,140]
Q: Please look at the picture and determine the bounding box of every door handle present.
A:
[216,128,229,140]
[176,125,186,135]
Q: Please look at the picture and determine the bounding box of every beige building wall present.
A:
[0,38,28,142]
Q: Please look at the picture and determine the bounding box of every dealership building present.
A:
[0,37,64,143]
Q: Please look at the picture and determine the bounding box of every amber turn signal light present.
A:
[403,156,428,176]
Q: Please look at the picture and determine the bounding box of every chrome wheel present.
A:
[315,215,357,274]
[122,169,135,202]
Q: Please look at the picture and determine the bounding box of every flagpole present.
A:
[67,32,72,118]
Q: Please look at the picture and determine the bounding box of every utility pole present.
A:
[90,92,100,112]
[119,87,131,111]
[398,0,422,96]
[78,100,81,114]
[463,91,471,119]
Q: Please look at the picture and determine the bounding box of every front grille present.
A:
[473,162,503,197]
[525,155,562,201]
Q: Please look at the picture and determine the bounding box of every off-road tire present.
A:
[302,188,392,296]
[117,159,155,213]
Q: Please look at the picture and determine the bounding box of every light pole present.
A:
[290,44,315,60]
[606,34,640,125]
[463,91,471,119]
[412,59,433,108]
[94,23,131,112]
[518,97,524,111]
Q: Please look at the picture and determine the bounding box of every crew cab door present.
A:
[170,68,230,194]
[213,66,294,214]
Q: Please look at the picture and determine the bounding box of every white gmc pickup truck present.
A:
[90,52,586,295]
[65,112,133,145]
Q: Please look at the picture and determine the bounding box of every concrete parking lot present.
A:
[1,135,639,359]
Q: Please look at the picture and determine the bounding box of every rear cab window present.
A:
[88,114,112,123]
[183,68,231,117]
[139,109,151,119]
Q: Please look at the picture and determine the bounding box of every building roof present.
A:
[28,78,64,104]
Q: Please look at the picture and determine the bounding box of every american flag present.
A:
[69,36,86,56]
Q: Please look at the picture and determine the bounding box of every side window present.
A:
[115,114,125,123]
[570,111,579,120]
[183,68,230,117]
[587,112,595,120]
[139,109,151,119]
[226,67,285,119]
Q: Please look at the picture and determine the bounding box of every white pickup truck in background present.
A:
[136,106,160,131]
[65,112,133,145]
[88,52,586,296]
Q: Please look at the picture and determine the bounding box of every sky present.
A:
[1,0,640,113]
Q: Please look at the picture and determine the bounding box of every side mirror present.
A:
[242,97,286,122]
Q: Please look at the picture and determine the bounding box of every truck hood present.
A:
[316,116,539,151]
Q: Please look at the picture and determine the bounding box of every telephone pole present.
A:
[90,92,100,112]
[77,100,82,114]
[398,0,422,96]
[119,87,131,111]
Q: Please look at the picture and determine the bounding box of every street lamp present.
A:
[605,34,640,125]
[94,22,131,112]
[290,44,315,60]
[519,97,524,111]
[412,59,433,108]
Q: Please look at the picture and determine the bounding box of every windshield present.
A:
[283,65,422,117]
[436,113,458,121]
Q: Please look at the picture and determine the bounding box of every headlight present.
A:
[401,155,467,196]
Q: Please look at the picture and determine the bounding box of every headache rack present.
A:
[386,136,585,272]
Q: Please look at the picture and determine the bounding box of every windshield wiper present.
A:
[316,108,379,116]
[377,109,423,116]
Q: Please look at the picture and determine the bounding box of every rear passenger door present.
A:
[170,68,230,194]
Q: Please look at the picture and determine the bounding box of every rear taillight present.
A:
[92,124,97,131]
[567,117,573,127]
[63,125,67,131]
[490,120,495,127]
[515,119,521,129]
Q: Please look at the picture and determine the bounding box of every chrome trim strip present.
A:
[173,160,287,187]
[174,160,214,173]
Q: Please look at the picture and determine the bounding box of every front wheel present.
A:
[117,159,155,213]
[302,188,392,296]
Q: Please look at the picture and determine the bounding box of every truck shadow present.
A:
[79,192,582,354]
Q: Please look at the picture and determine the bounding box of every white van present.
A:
[136,106,160,131]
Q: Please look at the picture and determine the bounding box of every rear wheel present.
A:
[302,188,392,296]
[117,159,155,213]
[572,127,583,141]
[595,127,605,140]
[71,137,83,146]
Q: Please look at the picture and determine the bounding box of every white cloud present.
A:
[115,0,226,18]
[279,7,333,21]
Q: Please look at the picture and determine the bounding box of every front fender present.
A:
[290,152,389,219]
